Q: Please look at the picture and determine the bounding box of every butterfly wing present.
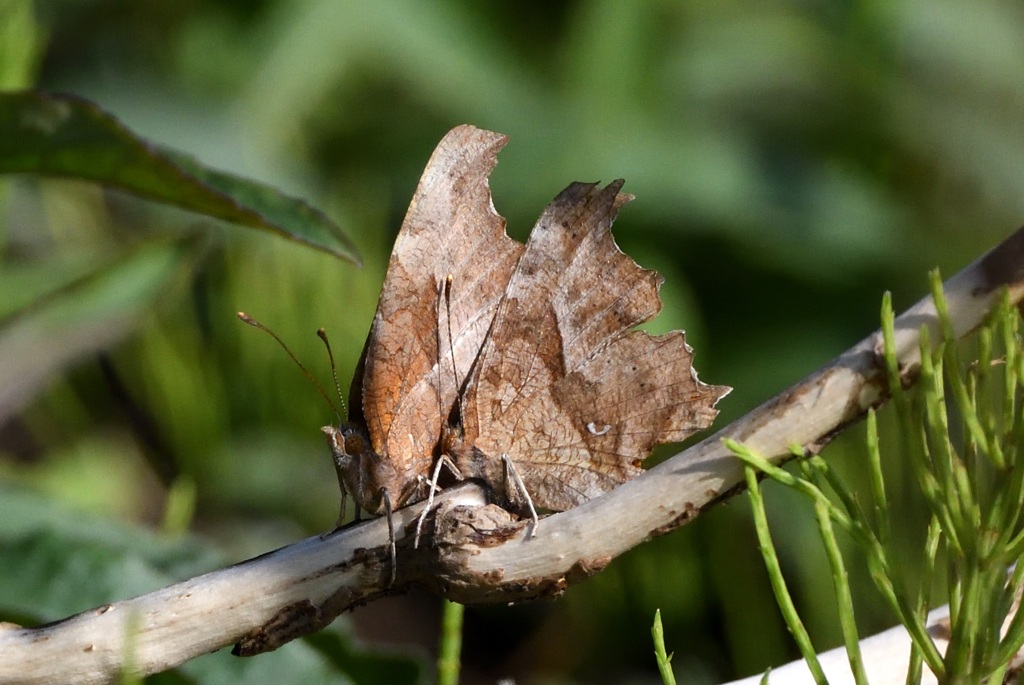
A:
[355,125,524,490]
[460,181,730,511]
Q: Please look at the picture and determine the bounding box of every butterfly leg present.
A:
[328,443,367,524]
[413,455,464,549]
[320,451,350,538]
[333,486,349,530]
[502,453,539,537]
[381,489,396,587]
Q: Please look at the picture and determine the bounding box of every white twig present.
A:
[725,585,1024,684]
[726,604,953,685]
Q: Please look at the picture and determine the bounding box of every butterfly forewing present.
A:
[459,182,730,511]
[354,125,523,494]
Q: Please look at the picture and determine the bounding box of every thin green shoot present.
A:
[741,459,828,684]
[652,609,677,685]
[437,600,464,685]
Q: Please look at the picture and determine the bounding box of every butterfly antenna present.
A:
[236,312,342,423]
[443,274,465,419]
[316,327,349,419]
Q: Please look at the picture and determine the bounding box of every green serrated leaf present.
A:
[0,485,222,621]
[0,90,360,264]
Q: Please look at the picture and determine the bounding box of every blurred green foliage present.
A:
[2,0,1024,683]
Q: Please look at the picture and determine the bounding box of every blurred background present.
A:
[2,0,1024,683]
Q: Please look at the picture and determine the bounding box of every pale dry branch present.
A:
[2,228,1024,684]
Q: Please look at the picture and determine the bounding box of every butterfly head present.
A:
[321,422,403,516]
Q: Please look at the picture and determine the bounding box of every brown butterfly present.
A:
[324,125,729,531]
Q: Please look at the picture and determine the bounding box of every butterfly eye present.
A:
[342,428,369,454]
